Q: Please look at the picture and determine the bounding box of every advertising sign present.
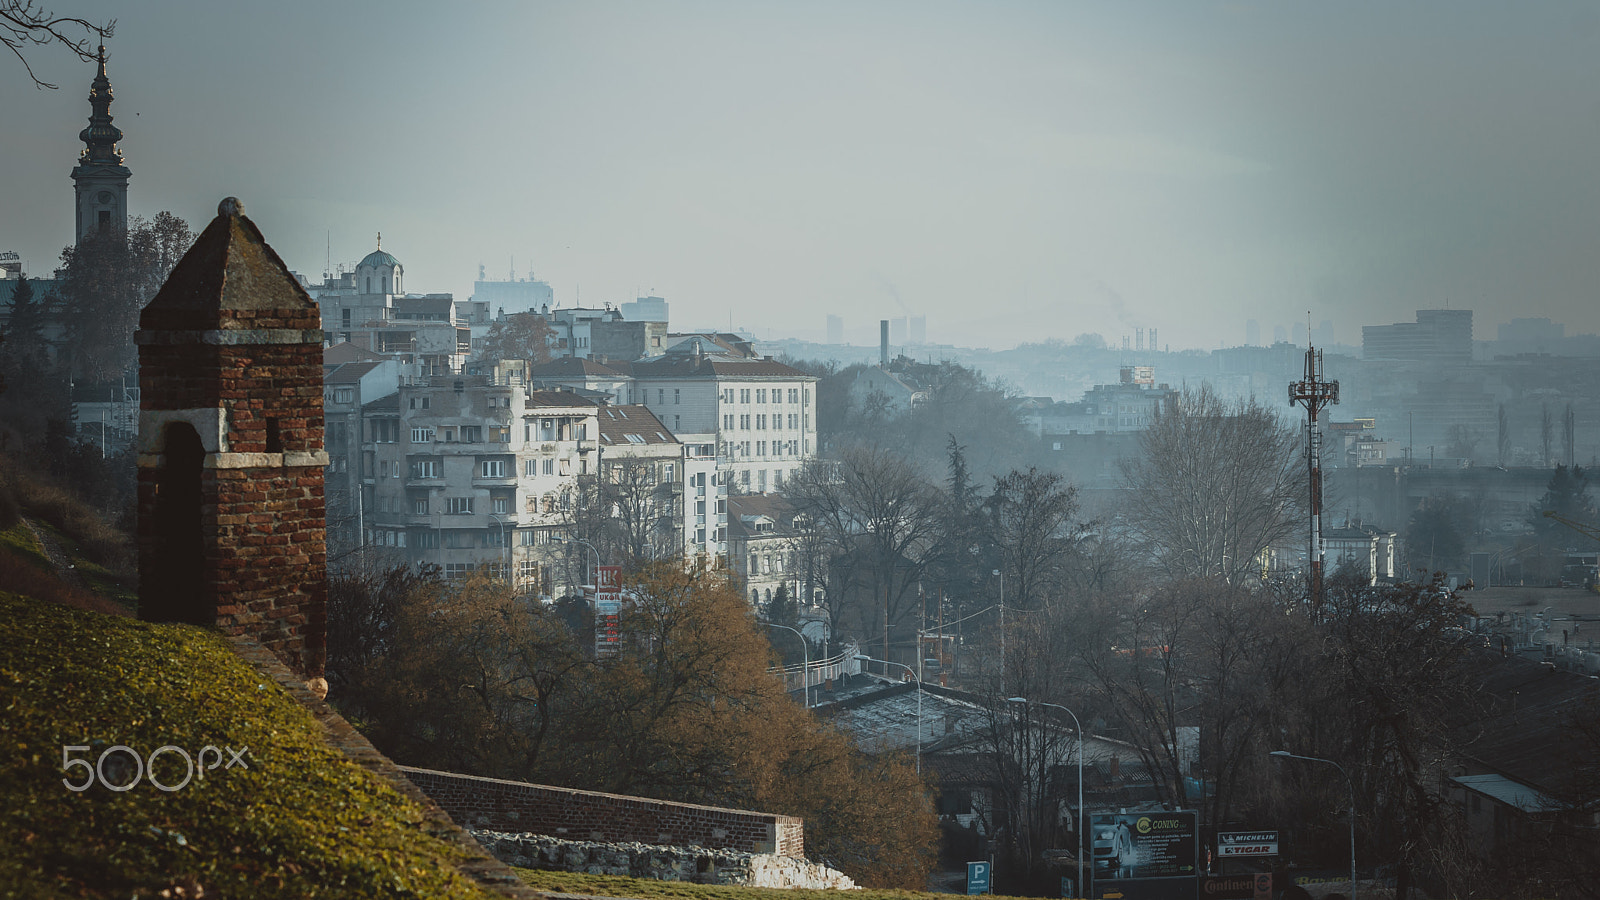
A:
[1216,831,1278,858]
[966,861,991,895]
[594,565,623,658]
[1200,873,1272,900]
[1090,811,1198,882]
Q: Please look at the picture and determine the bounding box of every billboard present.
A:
[595,565,622,657]
[1216,831,1278,858]
[1090,811,1197,881]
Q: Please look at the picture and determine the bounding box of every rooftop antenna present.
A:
[325,230,330,278]
[1289,310,1339,618]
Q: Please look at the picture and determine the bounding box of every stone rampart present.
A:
[399,767,804,859]
[470,832,856,890]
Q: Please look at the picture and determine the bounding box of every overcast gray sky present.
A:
[5,1,1598,349]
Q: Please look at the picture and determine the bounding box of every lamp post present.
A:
[767,621,810,708]
[993,568,1005,685]
[1008,697,1085,899]
[1271,750,1356,900]
[559,536,600,593]
[488,513,510,585]
[857,654,922,774]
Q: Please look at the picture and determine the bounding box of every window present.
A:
[543,458,555,475]
[444,563,471,581]
[524,459,537,476]
[491,426,510,443]
[411,460,439,479]
[757,441,766,457]
[447,497,473,515]
[481,459,506,477]
[493,495,511,514]
[724,414,734,430]
[756,414,766,430]
[462,426,482,443]
[412,497,429,515]
[756,389,765,403]
[416,530,438,549]
[559,458,572,475]
[739,415,750,429]
[333,387,354,404]
[789,388,799,403]
[674,389,680,404]
[521,530,537,546]
[740,389,751,403]
[410,427,434,443]
[658,389,665,404]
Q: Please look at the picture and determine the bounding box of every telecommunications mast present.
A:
[1289,337,1339,615]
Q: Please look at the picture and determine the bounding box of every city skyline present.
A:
[4,2,1599,350]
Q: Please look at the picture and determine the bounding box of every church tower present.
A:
[71,46,130,241]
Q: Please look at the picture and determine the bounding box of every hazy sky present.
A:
[5,2,1599,350]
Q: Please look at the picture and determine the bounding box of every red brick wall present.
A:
[136,216,328,677]
[399,767,805,859]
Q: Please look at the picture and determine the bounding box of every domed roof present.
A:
[358,249,400,270]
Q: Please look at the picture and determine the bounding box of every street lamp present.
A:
[1008,697,1084,899]
[767,621,810,708]
[857,654,922,775]
[558,536,600,592]
[993,568,1005,682]
[1271,750,1356,900]
[488,513,510,585]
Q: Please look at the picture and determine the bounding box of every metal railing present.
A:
[771,641,861,697]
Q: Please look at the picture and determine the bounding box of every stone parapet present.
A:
[400,767,804,859]
[470,832,855,890]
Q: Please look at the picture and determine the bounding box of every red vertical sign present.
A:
[595,566,622,657]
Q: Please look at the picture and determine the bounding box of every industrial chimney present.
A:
[880,319,889,367]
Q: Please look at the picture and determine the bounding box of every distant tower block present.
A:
[135,197,328,676]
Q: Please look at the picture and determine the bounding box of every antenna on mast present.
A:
[1289,311,1340,619]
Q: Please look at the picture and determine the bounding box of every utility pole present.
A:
[1289,340,1339,615]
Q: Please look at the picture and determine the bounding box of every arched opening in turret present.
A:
[148,422,208,625]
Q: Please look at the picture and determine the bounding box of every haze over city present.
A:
[5,1,1600,349]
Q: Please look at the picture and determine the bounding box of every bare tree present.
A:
[1542,403,1554,465]
[784,444,941,657]
[1120,385,1302,585]
[574,456,677,567]
[478,311,556,366]
[985,467,1079,610]
[2,1,112,88]
[1497,404,1510,467]
[57,211,194,381]
[1444,424,1480,462]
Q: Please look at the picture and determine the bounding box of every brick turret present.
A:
[135,197,327,676]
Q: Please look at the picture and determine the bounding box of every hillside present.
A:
[0,590,503,898]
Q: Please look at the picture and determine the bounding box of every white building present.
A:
[358,375,600,596]
[631,337,818,493]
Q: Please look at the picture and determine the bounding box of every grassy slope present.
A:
[515,870,1038,900]
[0,592,499,899]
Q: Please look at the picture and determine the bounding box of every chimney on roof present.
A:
[880,319,889,367]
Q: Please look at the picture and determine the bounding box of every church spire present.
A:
[78,46,124,166]
[71,45,131,240]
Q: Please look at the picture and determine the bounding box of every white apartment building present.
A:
[360,376,600,596]
[631,337,818,493]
